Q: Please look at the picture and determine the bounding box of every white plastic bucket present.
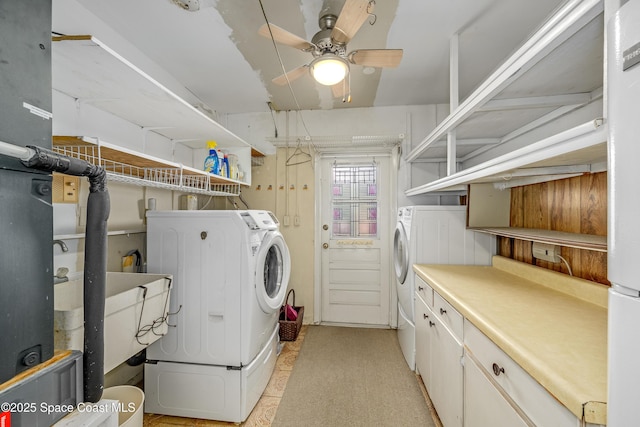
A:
[102,386,144,427]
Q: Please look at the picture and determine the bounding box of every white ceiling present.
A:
[52,0,570,115]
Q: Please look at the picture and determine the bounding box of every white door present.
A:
[319,155,391,325]
[430,313,464,427]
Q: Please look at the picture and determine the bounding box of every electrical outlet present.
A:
[283,215,290,226]
[294,215,300,226]
[532,242,560,263]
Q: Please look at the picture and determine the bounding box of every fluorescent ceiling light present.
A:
[310,55,348,86]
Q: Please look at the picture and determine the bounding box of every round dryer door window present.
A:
[394,222,409,284]
[256,231,291,313]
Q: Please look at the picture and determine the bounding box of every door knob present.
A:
[323,243,329,249]
[323,224,329,230]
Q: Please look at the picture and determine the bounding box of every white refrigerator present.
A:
[607,2,640,425]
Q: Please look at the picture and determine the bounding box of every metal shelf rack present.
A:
[53,136,242,196]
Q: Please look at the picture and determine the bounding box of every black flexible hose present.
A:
[82,189,109,402]
[22,145,110,403]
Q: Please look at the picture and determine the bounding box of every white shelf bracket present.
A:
[447,33,460,176]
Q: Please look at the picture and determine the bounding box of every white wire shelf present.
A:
[53,136,242,196]
[54,228,147,240]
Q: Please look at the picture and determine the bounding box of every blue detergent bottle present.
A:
[223,154,230,178]
[203,141,219,174]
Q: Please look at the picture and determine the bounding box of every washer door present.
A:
[394,221,409,284]
[255,231,291,313]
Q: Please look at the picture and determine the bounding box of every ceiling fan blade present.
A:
[349,49,403,68]
[332,0,373,45]
[259,23,314,51]
[272,65,309,86]
[332,78,351,103]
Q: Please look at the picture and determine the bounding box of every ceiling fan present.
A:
[259,0,403,100]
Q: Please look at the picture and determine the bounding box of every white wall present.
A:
[224,105,456,323]
[225,104,454,206]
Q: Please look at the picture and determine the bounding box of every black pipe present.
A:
[126,349,146,367]
[82,189,109,402]
[22,145,110,403]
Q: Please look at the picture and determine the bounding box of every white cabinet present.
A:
[464,352,529,427]
[464,321,577,427]
[414,293,433,390]
[416,271,588,427]
[415,275,463,427]
[430,305,463,427]
[416,275,434,307]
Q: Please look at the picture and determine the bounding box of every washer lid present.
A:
[255,231,291,313]
[394,221,409,284]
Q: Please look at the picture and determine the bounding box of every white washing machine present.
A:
[393,206,495,370]
[144,210,290,422]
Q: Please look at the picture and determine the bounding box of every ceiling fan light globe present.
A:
[311,57,348,86]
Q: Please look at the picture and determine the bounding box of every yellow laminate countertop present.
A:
[413,256,608,425]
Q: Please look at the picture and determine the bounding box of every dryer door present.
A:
[256,231,291,313]
[394,221,409,284]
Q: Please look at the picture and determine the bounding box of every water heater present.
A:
[0,0,54,384]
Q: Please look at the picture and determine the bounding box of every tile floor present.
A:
[142,325,308,427]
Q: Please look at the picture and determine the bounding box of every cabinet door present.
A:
[464,354,529,427]
[430,314,463,427]
[415,293,433,388]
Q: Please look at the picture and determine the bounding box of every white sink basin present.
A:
[54,272,172,373]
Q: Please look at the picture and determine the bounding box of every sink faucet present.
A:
[54,267,69,284]
[53,239,68,252]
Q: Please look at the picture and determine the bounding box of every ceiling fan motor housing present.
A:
[312,15,347,58]
[319,14,338,30]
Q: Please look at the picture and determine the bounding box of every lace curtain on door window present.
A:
[331,163,378,238]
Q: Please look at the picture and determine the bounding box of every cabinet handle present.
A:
[440,308,447,315]
[429,321,435,327]
[423,313,429,319]
[418,286,424,291]
[492,363,505,376]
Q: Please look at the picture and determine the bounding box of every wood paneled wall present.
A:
[498,172,609,285]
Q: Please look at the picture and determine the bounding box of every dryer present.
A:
[144,210,290,422]
[393,206,495,370]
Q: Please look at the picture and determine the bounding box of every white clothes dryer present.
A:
[393,206,495,370]
[144,210,290,422]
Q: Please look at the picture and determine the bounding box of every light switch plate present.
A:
[52,174,80,203]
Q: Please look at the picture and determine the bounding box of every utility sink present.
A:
[54,272,172,373]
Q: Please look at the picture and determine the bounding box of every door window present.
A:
[331,163,378,238]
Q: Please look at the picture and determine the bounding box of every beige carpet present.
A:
[272,326,436,427]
